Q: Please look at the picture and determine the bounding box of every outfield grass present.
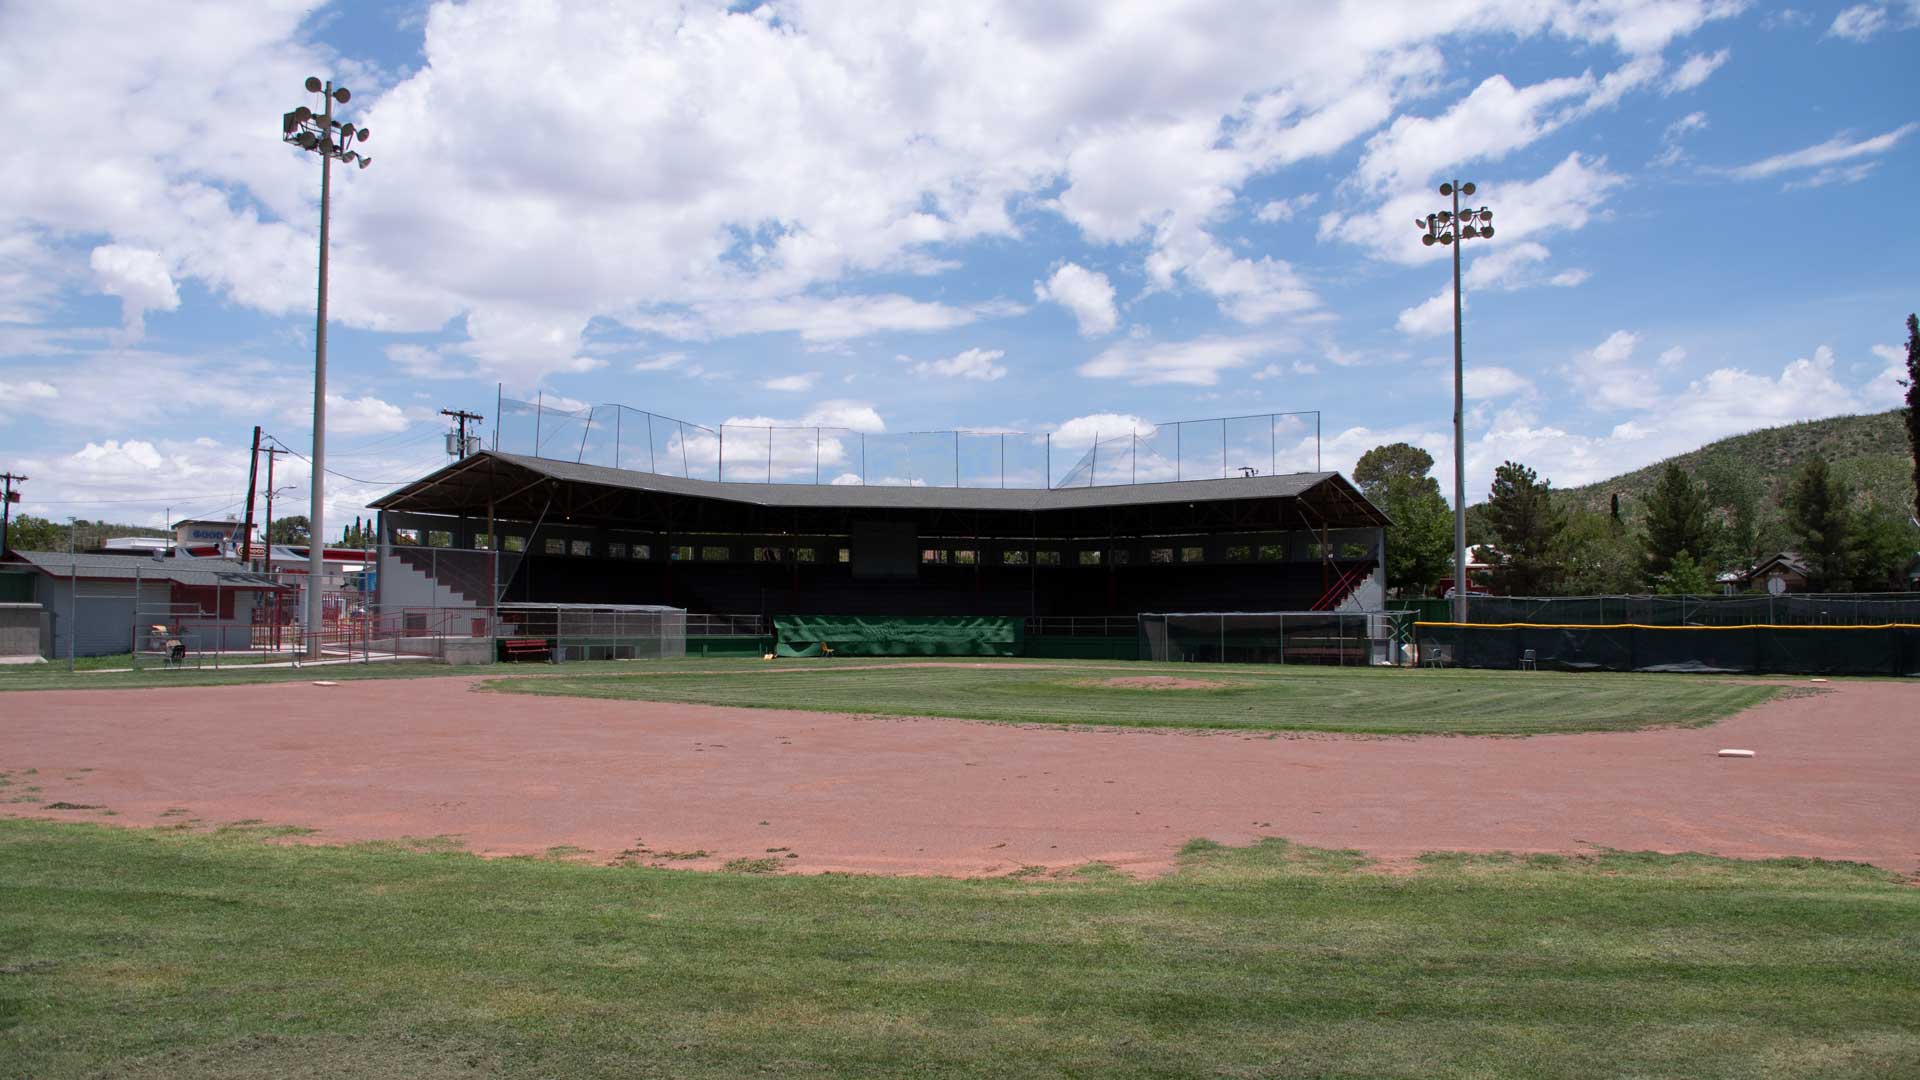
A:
[485,661,1781,735]
[0,819,1912,1078]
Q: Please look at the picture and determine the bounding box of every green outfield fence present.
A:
[1416,621,1920,677]
[1393,593,1920,626]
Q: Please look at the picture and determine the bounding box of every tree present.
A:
[1353,443,1435,496]
[1353,443,1452,595]
[3,514,65,552]
[1380,474,1454,596]
[1850,503,1915,590]
[1694,456,1766,572]
[1641,463,1716,581]
[1786,458,1852,591]
[1905,313,1919,522]
[1484,460,1565,595]
[267,515,311,545]
[1655,551,1715,595]
[1554,508,1643,595]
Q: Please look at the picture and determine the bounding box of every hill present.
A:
[1555,409,1914,542]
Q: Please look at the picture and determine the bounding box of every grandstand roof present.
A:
[372,451,1388,527]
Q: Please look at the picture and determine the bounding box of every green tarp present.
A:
[774,615,1024,657]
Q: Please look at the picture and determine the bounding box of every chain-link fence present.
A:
[495,603,687,662]
[496,395,1324,488]
[1138,612,1392,665]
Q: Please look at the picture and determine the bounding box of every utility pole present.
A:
[240,426,261,565]
[1416,182,1495,623]
[0,471,24,556]
[441,409,484,459]
[262,447,288,654]
[261,447,288,574]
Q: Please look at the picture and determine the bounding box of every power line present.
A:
[263,434,434,486]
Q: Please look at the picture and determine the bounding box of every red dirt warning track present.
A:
[3,676,1916,876]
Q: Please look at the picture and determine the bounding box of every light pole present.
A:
[282,77,372,656]
[1417,182,1493,623]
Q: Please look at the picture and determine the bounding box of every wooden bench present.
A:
[502,638,552,662]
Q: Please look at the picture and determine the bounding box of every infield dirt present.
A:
[3,673,1915,876]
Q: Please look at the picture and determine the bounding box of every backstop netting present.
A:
[496,603,687,662]
[1138,612,1391,665]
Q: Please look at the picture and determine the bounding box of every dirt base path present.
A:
[4,676,1916,876]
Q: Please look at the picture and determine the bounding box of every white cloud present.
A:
[1724,123,1918,181]
[1397,292,1454,337]
[1864,343,1911,406]
[1664,49,1729,93]
[1475,343,1870,493]
[1254,194,1319,223]
[800,400,886,434]
[88,245,179,341]
[1464,366,1535,399]
[1653,110,1709,166]
[630,294,998,344]
[1049,413,1154,449]
[1827,4,1889,40]
[762,372,819,392]
[1032,263,1118,336]
[912,347,1008,382]
[322,395,412,436]
[1783,163,1881,191]
[1564,329,1663,411]
[1077,335,1288,386]
[1658,346,1688,367]
[1397,241,1585,337]
[1326,152,1625,264]
[0,0,1748,387]
[386,344,466,381]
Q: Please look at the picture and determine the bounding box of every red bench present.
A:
[501,638,551,662]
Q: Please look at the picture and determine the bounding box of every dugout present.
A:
[369,450,1389,626]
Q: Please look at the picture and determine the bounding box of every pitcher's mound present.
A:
[1079,675,1235,691]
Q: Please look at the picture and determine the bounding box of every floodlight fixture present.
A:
[305,76,323,92]
[1461,182,1476,196]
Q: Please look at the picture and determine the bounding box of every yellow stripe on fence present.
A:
[1413,622,1920,631]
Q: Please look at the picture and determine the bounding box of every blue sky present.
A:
[1,1,1915,534]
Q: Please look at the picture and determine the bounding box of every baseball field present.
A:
[2,658,1916,1077]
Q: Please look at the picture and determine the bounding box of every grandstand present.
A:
[373,449,1382,607]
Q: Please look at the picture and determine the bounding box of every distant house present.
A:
[0,551,291,659]
[1735,552,1812,595]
